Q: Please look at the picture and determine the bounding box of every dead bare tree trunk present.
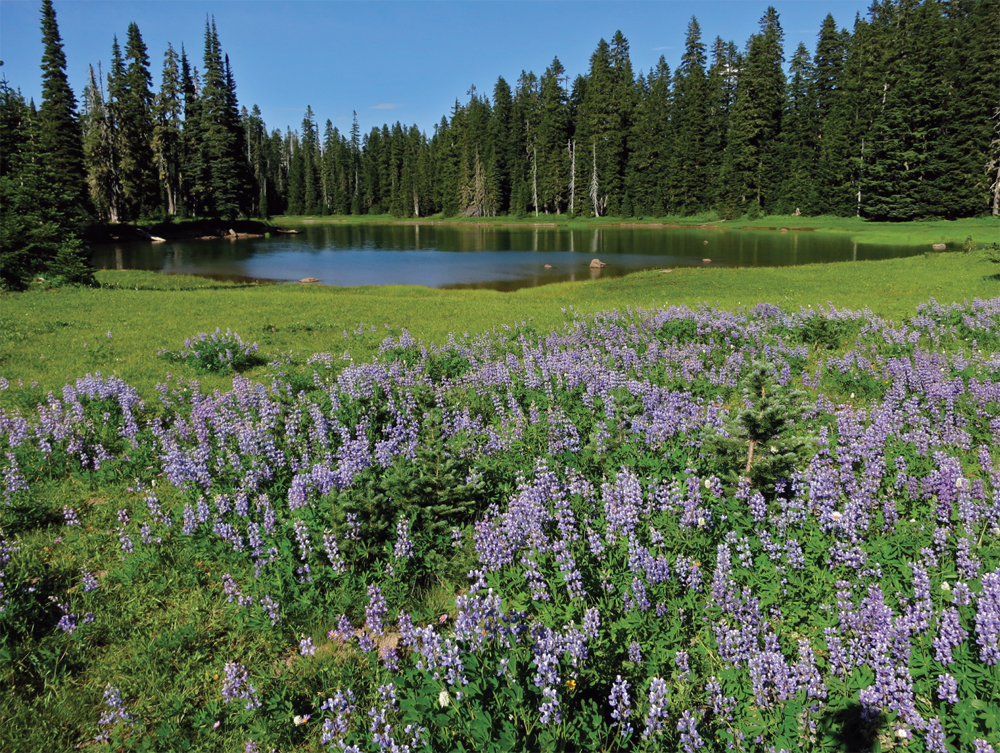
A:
[532,144,539,218]
[568,139,575,214]
[590,139,600,218]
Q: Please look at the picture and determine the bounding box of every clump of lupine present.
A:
[159,328,263,374]
[2,297,1000,751]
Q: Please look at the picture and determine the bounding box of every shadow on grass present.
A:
[825,702,879,753]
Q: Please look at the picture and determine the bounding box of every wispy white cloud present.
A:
[652,46,672,51]
[371,103,401,110]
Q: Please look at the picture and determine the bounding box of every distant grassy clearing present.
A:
[273,213,1000,248]
[1,250,997,405]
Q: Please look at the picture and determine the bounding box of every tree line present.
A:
[2,0,998,289]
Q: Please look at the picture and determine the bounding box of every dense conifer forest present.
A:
[1,0,998,289]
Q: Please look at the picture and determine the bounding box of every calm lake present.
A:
[90,223,930,292]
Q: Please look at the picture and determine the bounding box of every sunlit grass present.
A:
[1,250,996,406]
[273,212,1000,247]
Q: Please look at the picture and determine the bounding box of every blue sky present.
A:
[1,1,873,138]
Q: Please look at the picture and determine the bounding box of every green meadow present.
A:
[271,213,1000,249]
[2,245,997,406]
[1,235,999,752]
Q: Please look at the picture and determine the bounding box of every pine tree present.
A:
[776,42,817,214]
[2,0,94,289]
[197,19,244,219]
[863,0,954,220]
[537,58,570,214]
[705,38,739,210]
[578,40,613,216]
[606,31,635,215]
[940,0,1000,217]
[153,43,184,216]
[82,64,119,222]
[672,17,711,214]
[114,22,157,220]
[813,14,854,216]
[720,7,786,215]
[180,45,205,216]
[490,76,514,213]
[36,0,90,226]
[349,111,362,214]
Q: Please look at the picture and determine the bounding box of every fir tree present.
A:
[490,76,514,213]
[672,18,711,214]
[81,64,119,222]
[813,14,854,216]
[1,0,94,289]
[776,42,818,214]
[36,0,89,225]
[537,58,570,214]
[153,43,184,216]
[720,7,786,215]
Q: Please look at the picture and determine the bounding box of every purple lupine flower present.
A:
[675,649,690,677]
[609,675,633,735]
[367,683,397,750]
[95,684,132,742]
[393,516,414,560]
[937,674,959,704]
[63,506,81,526]
[82,570,99,592]
[642,676,669,738]
[629,641,642,664]
[582,607,601,640]
[539,686,561,725]
[365,584,388,636]
[974,571,1000,666]
[116,509,133,555]
[221,662,261,710]
[259,595,280,626]
[55,601,77,634]
[322,530,346,574]
[299,637,316,657]
[320,689,357,746]
[933,607,966,665]
[924,717,948,753]
[677,709,705,752]
[329,614,354,644]
[3,452,29,502]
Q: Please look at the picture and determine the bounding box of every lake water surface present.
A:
[90,223,931,292]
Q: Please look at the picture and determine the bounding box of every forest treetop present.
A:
[1,0,998,289]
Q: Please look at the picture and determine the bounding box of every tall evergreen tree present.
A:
[776,42,818,214]
[152,43,184,216]
[940,0,1000,217]
[197,19,243,219]
[672,18,711,214]
[720,6,786,215]
[863,0,953,220]
[813,14,854,216]
[82,64,119,222]
[491,77,515,213]
[705,37,739,209]
[36,0,89,224]
[179,45,205,216]
[108,22,157,220]
[2,0,94,289]
[606,30,635,215]
[537,58,570,214]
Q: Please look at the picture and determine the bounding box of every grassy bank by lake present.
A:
[274,212,999,248]
[2,249,996,406]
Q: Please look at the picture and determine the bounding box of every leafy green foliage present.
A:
[701,360,814,492]
[160,328,263,374]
